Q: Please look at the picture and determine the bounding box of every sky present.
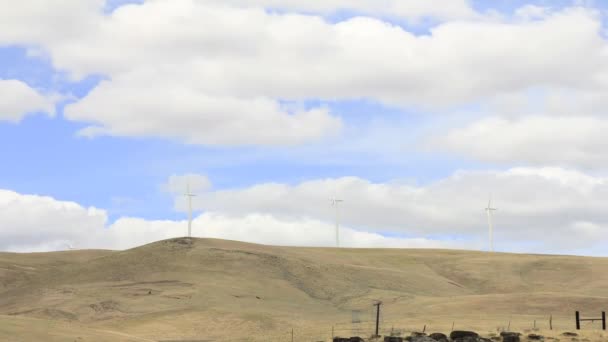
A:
[2,0,608,255]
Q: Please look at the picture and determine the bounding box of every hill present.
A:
[1,238,607,341]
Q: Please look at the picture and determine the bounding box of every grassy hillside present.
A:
[1,238,607,341]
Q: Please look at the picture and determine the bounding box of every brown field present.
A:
[1,237,608,341]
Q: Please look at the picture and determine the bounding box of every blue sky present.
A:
[0,44,481,221]
[2,0,608,254]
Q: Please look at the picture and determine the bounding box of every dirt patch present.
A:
[108,280,193,288]
[8,308,77,321]
[90,300,121,313]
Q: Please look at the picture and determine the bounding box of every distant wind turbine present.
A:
[485,195,497,252]
[330,198,344,248]
[184,182,196,238]
[65,242,76,250]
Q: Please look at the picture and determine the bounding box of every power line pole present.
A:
[374,301,382,337]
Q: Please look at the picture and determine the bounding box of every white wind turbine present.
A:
[184,182,196,238]
[330,197,344,248]
[485,195,497,252]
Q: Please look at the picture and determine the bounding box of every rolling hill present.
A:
[1,237,607,341]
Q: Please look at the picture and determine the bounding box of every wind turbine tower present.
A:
[485,195,497,252]
[184,183,196,238]
[330,198,344,247]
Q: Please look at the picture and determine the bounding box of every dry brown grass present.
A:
[1,238,608,341]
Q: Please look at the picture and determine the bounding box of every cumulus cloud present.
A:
[215,0,478,21]
[109,214,467,251]
[49,4,607,106]
[425,79,608,167]
[2,1,607,150]
[163,173,212,194]
[0,188,463,252]
[4,165,608,255]
[515,5,551,20]
[65,77,341,145]
[430,116,608,168]
[0,80,55,122]
[0,189,108,251]
[178,168,608,254]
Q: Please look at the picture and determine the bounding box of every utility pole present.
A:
[374,301,382,337]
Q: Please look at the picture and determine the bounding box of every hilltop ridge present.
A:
[1,237,607,341]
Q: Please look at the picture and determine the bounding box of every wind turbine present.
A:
[485,195,497,252]
[184,182,196,238]
[330,198,344,247]
[65,242,76,250]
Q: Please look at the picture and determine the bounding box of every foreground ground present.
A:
[1,238,608,341]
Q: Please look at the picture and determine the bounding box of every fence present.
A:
[575,311,606,330]
[258,313,608,342]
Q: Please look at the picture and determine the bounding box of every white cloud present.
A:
[2,2,606,148]
[178,168,608,254]
[109,214,465,250]
[515,5,551,20]
[4,165,608,255]
[0,188,461,252]
[0,189,108,251]
[505,167,604,192]
[50,4,606,105]
[215,0,478,21]
[0,0,103,48]
[430,116,608,167]
[425,80,608,167]
[163,173,212,194]
[65,77,342,145]
[0,80,55,122]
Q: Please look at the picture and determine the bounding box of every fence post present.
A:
[603,311,606,330]
[576,311,580,330]
[550,314,553,330]
[374,301,382,337]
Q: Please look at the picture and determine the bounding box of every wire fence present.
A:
[256,313,608,342]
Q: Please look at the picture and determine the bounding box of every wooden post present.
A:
[374,302,382,337]
[602,311,606,331]
[508,320,511,331]
[452,321,455,332]
[576,311,581,330]
[423,325,426,333]
[550,314,553,330]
